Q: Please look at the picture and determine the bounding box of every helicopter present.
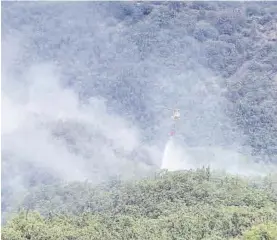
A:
[163,107,180,136]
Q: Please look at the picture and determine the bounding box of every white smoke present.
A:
[1,40,160,185]
[2,2,276,205]
[161,137,276,177]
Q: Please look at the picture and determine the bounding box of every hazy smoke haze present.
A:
[2,2,277,211]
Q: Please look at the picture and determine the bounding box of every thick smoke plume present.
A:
[2,57,160,182]
[161,138,277,177]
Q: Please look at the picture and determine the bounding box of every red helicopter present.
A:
[164,107,180,137]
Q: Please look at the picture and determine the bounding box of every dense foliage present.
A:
[2,1,277,157]
[2,169,277,239]
[2,2,277,239]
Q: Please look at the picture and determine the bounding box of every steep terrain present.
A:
[2,1,277,233]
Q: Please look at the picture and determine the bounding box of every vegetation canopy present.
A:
[2,169,277,239]
[2,1,277,239]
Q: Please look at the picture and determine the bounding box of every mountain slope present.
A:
[2,1,277,232]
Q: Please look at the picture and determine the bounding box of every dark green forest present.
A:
[2,169,277,239]
[2,1,277,239]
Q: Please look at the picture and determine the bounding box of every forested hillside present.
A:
[2,169,277,239]
[2,1,277,238]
